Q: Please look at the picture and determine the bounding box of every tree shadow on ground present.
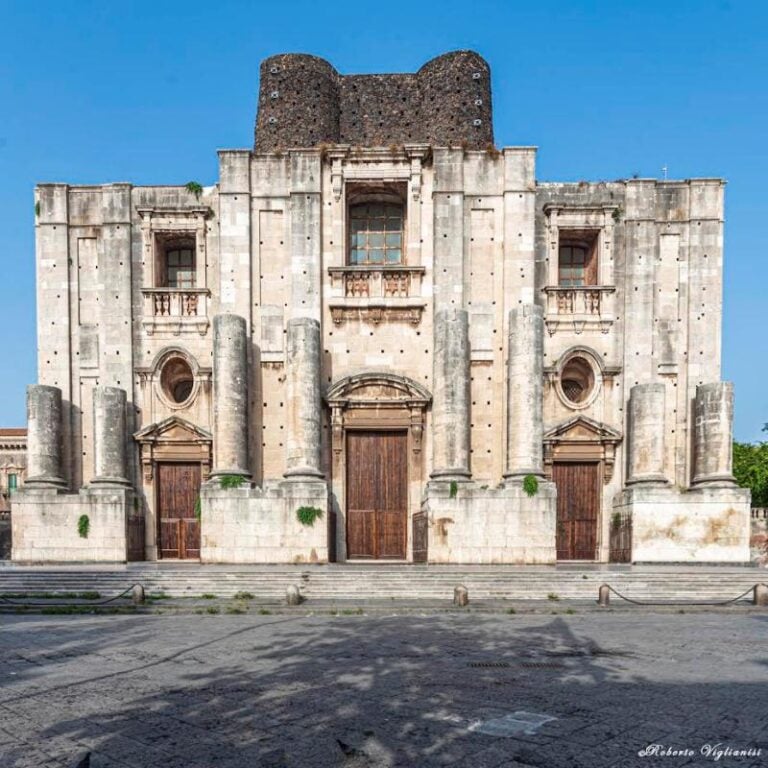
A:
[1,612,767,767]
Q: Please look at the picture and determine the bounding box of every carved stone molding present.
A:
[325,373,432,456]
[543,416,622,485]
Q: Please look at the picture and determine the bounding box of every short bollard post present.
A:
[754,583,768,607]
[286,584,301,606]
[454,585,469,607]
[598,584,610,607]
[131,584,145,606]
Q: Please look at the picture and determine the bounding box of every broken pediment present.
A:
[543,416,622,484]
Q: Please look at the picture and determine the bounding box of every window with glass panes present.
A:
[348,203,404,265]
[165,247,196,288]
[8,474,17,493]
[558,244,588,286]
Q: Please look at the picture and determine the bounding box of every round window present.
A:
[161,357,194,406]
[560,356,595,405]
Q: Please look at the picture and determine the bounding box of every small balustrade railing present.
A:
[543,286,615,316]
[328,266,425,300]
[142,288,209,318]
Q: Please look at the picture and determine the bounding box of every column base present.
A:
[691,473,737,488]
[283,466,325,480]
[430,468,471,481]
[626,475,669,486]
[90,476,131,487]
[24,475,68,491]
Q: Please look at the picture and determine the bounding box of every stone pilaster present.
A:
[692,382,736,487]
[211,313,251,479]
[431,308,471,480]
[504,303,544,479]
[25,385,67,489]
[627,383,668,485]
[284,318,323,479]
[91,386,129,486]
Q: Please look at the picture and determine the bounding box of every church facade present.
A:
[12,51,750,564]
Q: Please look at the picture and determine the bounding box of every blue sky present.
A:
[0,0,766,440]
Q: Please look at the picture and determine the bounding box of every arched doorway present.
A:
[326,373,431,561]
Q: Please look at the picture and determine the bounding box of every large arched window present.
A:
[348,202,404,265]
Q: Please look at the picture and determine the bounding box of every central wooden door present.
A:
[157,462,201,559]
[553,462,599,560]
[346,431,408,559]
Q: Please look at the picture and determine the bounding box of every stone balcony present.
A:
[542,285,615,335]
[141,288,210,336]
[327,266,427,325]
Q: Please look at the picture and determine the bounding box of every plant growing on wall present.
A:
[77,514,90,539]
[185,181,203,200]
[296,506,323,527]
[523,474,539,497]
[611,511,622,530]
[449,480,458,499]
[194,496,202,521]
[34,201,41,217]
[219,475,245,489]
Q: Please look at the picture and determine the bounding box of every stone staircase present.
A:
[0,564,765,603]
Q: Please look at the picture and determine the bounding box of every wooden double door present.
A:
[553,462,600,561]
[346,431,408,560]
[157,462,201,559]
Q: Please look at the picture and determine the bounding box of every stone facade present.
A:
[0,428,26,559]
[11,50,751,564]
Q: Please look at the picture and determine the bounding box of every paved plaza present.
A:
[1,611,767,767]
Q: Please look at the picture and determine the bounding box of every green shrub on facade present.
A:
[449,480,458,499]
[523,474,538,497]
[296,506,323,526]
[219,474,245,489]
[185,181,203,199]
[77,514,90,539]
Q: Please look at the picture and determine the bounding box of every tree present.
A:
[733,440,768,507]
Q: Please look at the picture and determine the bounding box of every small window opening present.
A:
[558,230,599,286]
[561,356,595,405]
[156,235,196,288]
[161,356,194,405]
[347,185,406,265]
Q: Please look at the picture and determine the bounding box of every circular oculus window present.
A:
[560,356,596,406]
[160,357,195,406]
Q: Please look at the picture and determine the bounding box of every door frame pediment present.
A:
[134,416,212,482]
[543,416,621,484]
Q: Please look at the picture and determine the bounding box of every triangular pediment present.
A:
[543,416,621,443]
[134,416,212,443]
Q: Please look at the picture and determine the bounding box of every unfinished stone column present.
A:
[91,386,129,485]
[284,317,323,478]
[431,308,471,480]
[692,382,736,486]
[211,313,250,479]
[504,304,544,479]
[627,383,668,485]
[25,384,67,489]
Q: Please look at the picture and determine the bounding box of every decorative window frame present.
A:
[137,206,212,336]
[325,146,430,326]
[542,204,619,335]
[544,345,620,411]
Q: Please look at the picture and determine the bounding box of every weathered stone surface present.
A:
[693,382,736,486]
[91,386,129,486]
[431,308,470,480]
[255,51,493,151]
[505,304,544,479]
[627,383,667,485]
[211,313,250,479]
[25,385,66,489]
[284,318,323,479]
